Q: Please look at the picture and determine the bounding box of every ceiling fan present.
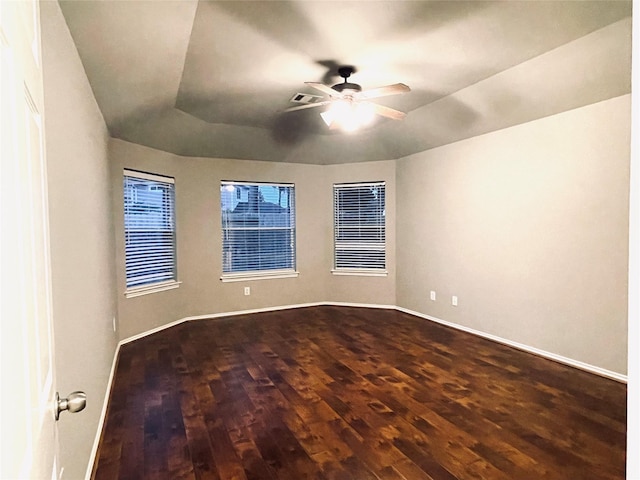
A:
[284,66,410,131]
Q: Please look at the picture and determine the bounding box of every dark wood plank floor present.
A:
[92,306,627,480]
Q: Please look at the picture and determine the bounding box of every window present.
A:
[123,170,178,296]
[333,182,386,274]
[221,181,297,280]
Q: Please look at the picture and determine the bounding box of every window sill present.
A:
[221,270,299,283]
[331,269,388,277]
[125,280,181,298]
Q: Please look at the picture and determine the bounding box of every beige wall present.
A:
[110,140,397,338]
[397,95,631,375]
[112,97,630,376]
[41,2,118,479]
[323,161,397,305]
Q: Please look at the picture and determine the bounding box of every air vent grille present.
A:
[290,93,324,105]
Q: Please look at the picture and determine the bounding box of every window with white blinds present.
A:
[221,181,296,279]
[123,170,177,292]
[333,182,386,272]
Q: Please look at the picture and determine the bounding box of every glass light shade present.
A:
[321,100,375,132]
[320,109,334,126]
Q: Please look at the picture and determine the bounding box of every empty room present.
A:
[1,1,638,479]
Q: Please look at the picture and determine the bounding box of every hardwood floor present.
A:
[91,306,627,480]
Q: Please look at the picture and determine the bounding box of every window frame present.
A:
[123,169,180,298]
[332,181,387,277]
[220,180,298,282]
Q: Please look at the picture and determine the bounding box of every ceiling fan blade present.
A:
[305,82,340,97]
[357,83,411,100]
[372,103,407,120]
[284,101,331,112]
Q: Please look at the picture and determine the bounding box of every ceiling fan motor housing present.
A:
[333,65,361,93]
[332,82,362,93]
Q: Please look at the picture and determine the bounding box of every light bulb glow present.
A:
[321,100,375,132]
[355,102,375,127]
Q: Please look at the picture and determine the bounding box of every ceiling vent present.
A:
[290,93,324,105]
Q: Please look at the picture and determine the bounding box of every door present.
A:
[1,1,60,478]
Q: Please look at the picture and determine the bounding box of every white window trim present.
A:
[222,180,293,188]
[221,270,299,283]
[331,268,388,277]
[124,169,175,184]
[125,280,182,298]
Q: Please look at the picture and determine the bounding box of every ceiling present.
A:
[58,1,632,165]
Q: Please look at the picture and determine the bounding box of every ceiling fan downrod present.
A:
[333,66,361,94]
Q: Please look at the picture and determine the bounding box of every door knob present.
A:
[55,391,86,420]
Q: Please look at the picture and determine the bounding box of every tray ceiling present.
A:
[58,1,632,164]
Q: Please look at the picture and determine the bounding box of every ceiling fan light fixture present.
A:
[336,114,360,133]
[321,100,376,132]
[286,65,410,132]
[320,99,348,126]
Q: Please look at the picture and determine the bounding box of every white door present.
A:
[1,1,60,478]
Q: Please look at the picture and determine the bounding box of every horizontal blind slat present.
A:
[221,183,296,274]
[334,182,386,270]
[124,173,177,289]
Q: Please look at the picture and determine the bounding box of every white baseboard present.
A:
[395,306,628,383]
[119,302,326,345]
[88,301,627,478]
[120,301,629,381]
[119,302,399,346]
[323,301,398,310]
[85,342,122,480]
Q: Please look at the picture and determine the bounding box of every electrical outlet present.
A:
[244,287,250,296]
[430,291,436,301]
[452,295,458,306]
[112,316,117,332]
